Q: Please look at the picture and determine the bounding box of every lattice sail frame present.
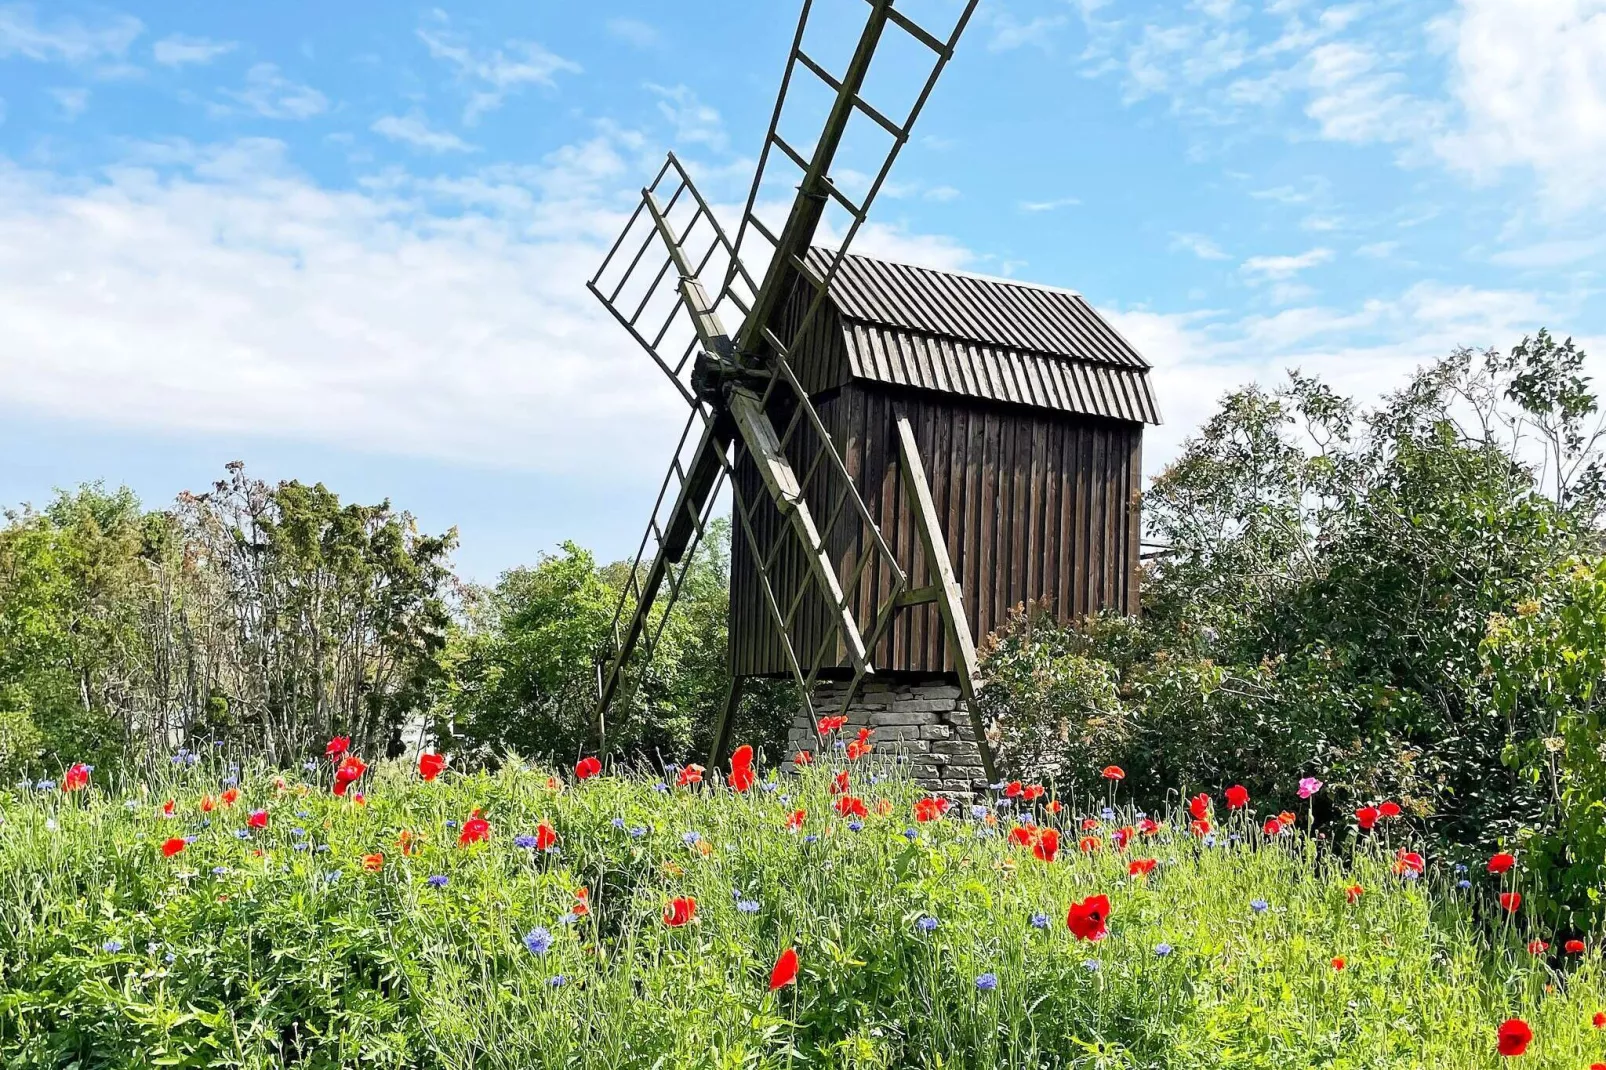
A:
[587,0,982,758]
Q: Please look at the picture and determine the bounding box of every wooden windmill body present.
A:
[586,0,1160,790]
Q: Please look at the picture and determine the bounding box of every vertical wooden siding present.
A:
[730,382,1144,678]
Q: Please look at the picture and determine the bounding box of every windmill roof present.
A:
[801,249,1161,425]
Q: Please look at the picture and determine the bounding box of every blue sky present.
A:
[0,0,1601,581]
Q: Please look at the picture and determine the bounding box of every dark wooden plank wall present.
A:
[730,381,1143,678]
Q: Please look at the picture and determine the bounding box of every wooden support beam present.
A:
[705,675,746,771]
[728,387,871,674]
[895,415,998,784]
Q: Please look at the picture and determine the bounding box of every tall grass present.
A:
[0,753,1601,1068]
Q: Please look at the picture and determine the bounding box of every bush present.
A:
[2,756,1602,1067]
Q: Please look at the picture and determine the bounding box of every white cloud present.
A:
[153,34,235,67]
[1019,196,1080,212]
[924,185,961,202]
[988,13,1068,53]
[372,113,474,154]
[645,83,726,151]
[48,87,89,120]
[1170,232,1230,260]
[0,4,141,64]
[0,136,693,480]
[1242,247,1333,280]
[605,18,658,49]
[1302,41,1440,145]
[418,21,581,123]
[1436,0,1606,212]
[218,63,327,120]
[1357,240,1401,258]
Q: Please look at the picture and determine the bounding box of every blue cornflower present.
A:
[1100,807,1116,820]
[1029,912,1050,930]
[1457,879,1472,890]
[736,899,761,914]
[523,927,553,955]
[427,875,449,888]
[221,776,238,788]
[970,805,989,820]
[760,781,780,793]
[548,975,568,988]
[315,844,331,853]
[1454,863,1468,874]
[994,798,1013,810]
[103,939,124,953]
[303,759,318,772]
[292,842,308,852]
[803,834,819,844]
[1135,811,1148,820]
[916,915,939,933]
[234,829,251,840]
[291,827,306,838]
[1250,899,1269,914]
[610,817,626,829]
[975,972,998,991]
[183,835,198,844]
[628,826,648,839]
[212,866,230,876]
[164,952,176,964]
[681,831,701,846]
[652,783,670,794]
[1401,868,1420,881]
[322,870,339,884]
[171,750,189,765]
[903,828,919,841]
[1202,833,1217,848]
[833,739,846,750]
[847,820,864,832]
[1155,943,1174,957]
[556,912,579,927]
[445,820,458,828]
[513,835,539,849]
[35,780,55,792]
[296,810,311,818]
[1083,960,1100,973]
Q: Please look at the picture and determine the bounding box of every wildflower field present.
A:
[5,747,1606,1069]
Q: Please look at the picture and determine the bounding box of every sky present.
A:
[0,0,1602,581]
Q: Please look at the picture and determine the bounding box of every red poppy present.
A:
[1128,858,1157,878]
[200,795,216,814]
[162,799,175,817]
[1500,892,1522,913]
[678,764,704,787]
[854,727,872,746]
[362,853,384,872]
[663,896,697,926]
[1487,852,1516,875]
[415,751,446,781]
[1101,765,1125,781]
[221,787,240,806]
[1528,940,1549,955]
[1331,956,1345,970]
[1066,894,1110,942]
[1594,1011,1605,1028]
[1112,826,1134,850]
[1078,835,1101,853]
[1345,884,1364,904]
[1009,824,1038,846]
[786,809,806,831]
[332,756,367,796]
[161,837,186,858]
[398,829,416,855]
[1045,800,1062,815]
[1262,817,1282,836]
[1225,785,1249,810]
[834,795,868,819]
[830,771,850,795]
[1190,818,1212,838]
[769,947,799,990]
[1591,1064,1605,1070]
[817,715,847,735]
[63,763,90,792]
[875,798,893,816]
[459,814,491,846]
[729,745,756,792]
[1188,793,1211,821]
[1081,817,1100,831]
[1277,811,1297,827]
[1378,801,1401,819]
[247,809,268,829]
[574,756,601,781]
[1566,939,1586,954]
[325,736,349,758]
[915,797,950,822]
[1138,818,1160,836]
[1496,1018,1532,1056]
[1355,806,1380,830]
[1392,850,1425,876]
[535,823,557,851]
[1023,784,1045,802]
[845,740,872,760]
[794,750,814,766]
[1004,781,1023,798]
[1032,829,1060,863]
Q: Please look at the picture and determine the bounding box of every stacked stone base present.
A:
[783,678,987,795]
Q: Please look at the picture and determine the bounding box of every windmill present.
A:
[588,0,1160,791]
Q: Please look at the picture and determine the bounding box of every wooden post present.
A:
[894,416,998,784]
[706,675,746,771]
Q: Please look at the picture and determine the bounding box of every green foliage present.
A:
[2,760,1602,1068]
[983,336,1598,848]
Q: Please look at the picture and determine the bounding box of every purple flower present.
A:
[916,915,939,933]
[523,927,553,955]
[427,875,449,888]
[102,939,124,953]
[1029,912,1050,930]
[736,899,760,914]
[513,835,539,850]
[1297,777,1323,799]
[547,974,568,987]
[975,972,998,991]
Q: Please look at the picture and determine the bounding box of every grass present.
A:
[1,751,1603,1069]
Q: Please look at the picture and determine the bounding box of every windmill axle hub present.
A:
[691,349,767,406]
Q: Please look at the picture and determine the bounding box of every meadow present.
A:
[2,741,1605,1069]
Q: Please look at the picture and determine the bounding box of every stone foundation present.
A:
[782,678,988,795]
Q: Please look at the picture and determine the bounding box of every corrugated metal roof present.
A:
[841,324,1161,425]
[804,249,1161,424]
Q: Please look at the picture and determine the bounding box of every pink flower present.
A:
[1297,777,1323,799]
